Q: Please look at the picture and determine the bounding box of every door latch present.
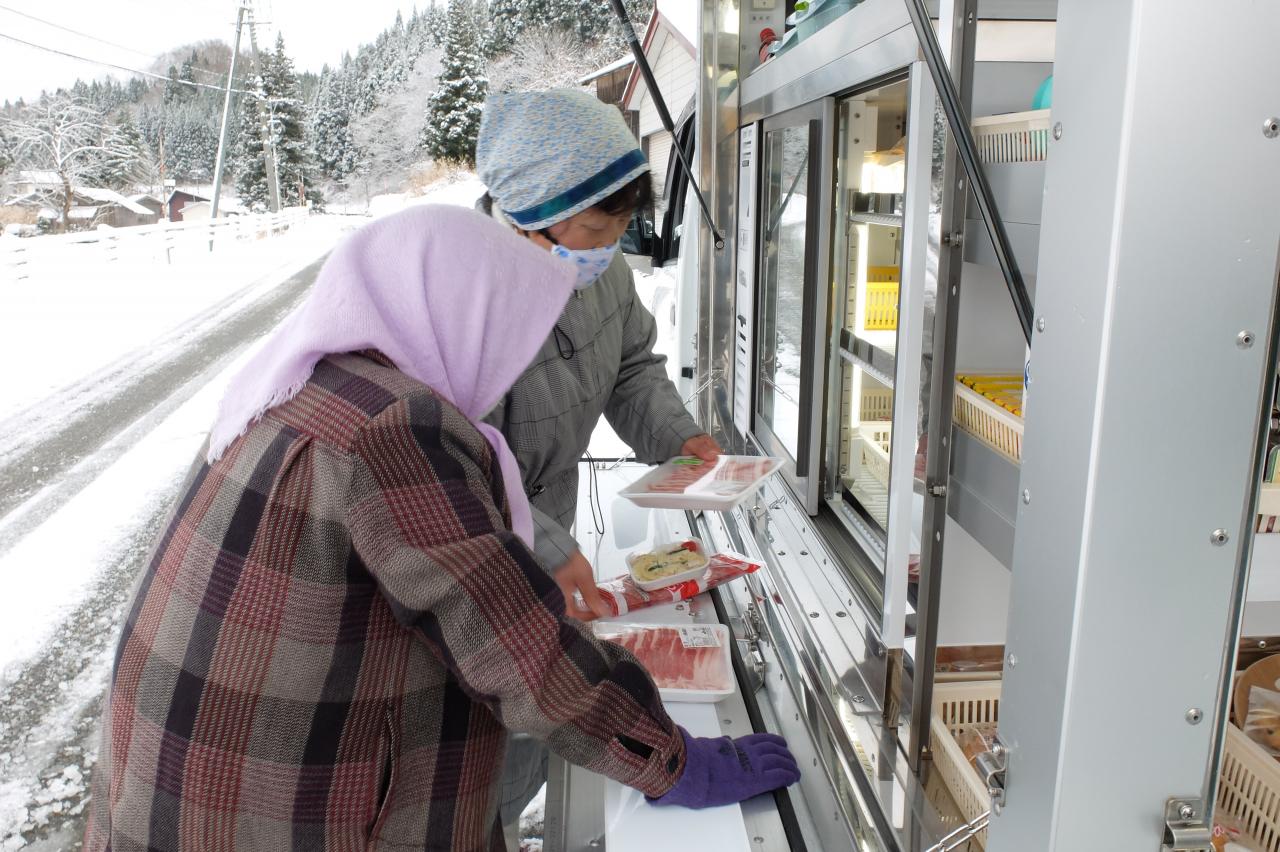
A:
[1161,798,1212,852]
[973,738,1008,815]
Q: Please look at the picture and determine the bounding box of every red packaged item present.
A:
[593,551,762,617]
[592,623,734,701]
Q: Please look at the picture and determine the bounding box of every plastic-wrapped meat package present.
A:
[593,623,734,701]
[594,551,761,617]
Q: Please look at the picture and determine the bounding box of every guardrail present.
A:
[0,206,312,281]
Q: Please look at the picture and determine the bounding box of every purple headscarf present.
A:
[207,204,575,545]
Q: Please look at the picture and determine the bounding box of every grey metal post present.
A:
[991,1,1280,848]
[210,3,247,219]
[245,9,281,213]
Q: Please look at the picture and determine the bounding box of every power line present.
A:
[0,31,261,98]
[0,2,227,82]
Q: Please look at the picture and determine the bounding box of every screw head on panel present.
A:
[1036,316,1046,332]
[1211,529,1230,546]
[1022,489,1031,505]
[1265,117,1279,139]
[1053,122,1063,140]
[1238,331,1256,349]
[1178,803,1195,821]
[1007,654,1018,669]
[1186,708,1204,725]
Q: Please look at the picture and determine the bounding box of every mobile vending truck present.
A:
[544,2,1280,850]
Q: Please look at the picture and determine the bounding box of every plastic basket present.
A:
[865,268,900,331]
[931,680,1001,848]
[972,109,1052,164]
[861,423,892,487]
[860,385,895,422]
[933,680,1280,852]
[1258,483,1280,534]
[954,381,1024,464]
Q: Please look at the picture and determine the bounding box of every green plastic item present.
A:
[1032,74,1053,110]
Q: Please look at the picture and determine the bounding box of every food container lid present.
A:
[625,538,710,591]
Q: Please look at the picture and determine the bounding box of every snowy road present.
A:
[0,227,343,851]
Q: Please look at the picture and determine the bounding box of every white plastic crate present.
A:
[1259,483,1280,534]
[932,680,1280,851]
[953,383,1024,463]
[860,423,892,487]
[972,109,1052,164]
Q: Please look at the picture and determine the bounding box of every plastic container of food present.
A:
[619,455,782,511]
[625,538,710,591]
[592,622,735,703]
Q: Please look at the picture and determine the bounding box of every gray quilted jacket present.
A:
[482,246,702,571]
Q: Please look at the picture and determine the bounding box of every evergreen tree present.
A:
[308,65,359,184]
[420,0,487,165]
[423,1,449,47]
[236,33,316,209]
[0,124,13,177]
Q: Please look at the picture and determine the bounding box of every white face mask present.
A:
[550,241,619,289]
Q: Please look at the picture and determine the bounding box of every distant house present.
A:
[179,201,212,221]
[621,0,697,230]
[580,57,638,135]
[166,190,209,222]
[130,194,166,220]
[3,186,156,230]
[10,169,62,196]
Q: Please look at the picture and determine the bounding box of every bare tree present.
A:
[3,95,141,232]
[486,25,620,94]
[351,49,442,202]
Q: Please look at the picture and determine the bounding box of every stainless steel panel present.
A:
[964,162,1045,226]
[946,428,1017,569]
[992,0,1280,847]
[742,0,912,113]
[961,219,1038,279]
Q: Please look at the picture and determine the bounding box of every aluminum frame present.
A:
[991,1,1280,848]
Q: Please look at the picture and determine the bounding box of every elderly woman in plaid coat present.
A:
[83,206,798,852]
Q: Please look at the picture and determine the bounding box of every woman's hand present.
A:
[680,434,722,462]
[555,550,609,621]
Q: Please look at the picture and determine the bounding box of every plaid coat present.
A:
[85,351,685,852]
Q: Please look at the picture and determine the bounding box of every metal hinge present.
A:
[974,738,1008,814]
[740,602,768,690]
[1161,798,1212,852]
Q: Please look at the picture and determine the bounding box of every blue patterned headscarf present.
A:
[475,89,649,230]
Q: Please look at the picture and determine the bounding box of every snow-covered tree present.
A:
[0,125,13,178]
[420,0,487,165]
[308,64,360,184]
[352,50,441,198]
[237,33,316,210]
[487,0,652,51]
[3,95,143,230]
[423,1,449,47]
[486,24,620,93]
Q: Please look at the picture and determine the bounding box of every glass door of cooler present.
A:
[753,99,834,513]
[823,69,936,650]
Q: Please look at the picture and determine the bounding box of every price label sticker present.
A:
[678,626,722,648]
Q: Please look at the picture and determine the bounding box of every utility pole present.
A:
[245,5,281,212]
[210,1,248,218]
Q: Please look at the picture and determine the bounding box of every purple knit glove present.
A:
[650,727,801,809]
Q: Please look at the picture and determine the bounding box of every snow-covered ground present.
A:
[0,173,675,849]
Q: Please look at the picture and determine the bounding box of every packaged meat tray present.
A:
[593,622,735,703]
[618,455,782,511]
[625,538,710,591]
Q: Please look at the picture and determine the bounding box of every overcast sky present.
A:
[0,0,430,103]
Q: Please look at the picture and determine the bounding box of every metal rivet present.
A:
[1238,330,1256,349]
[1265,117,1279,139]
[724,718,733,725]
[957,178,965,190]
[799,550,808,556]
[1036,316,1046,332]
[809,611,820,619]
[1187,708,1204,725]
[813,757,818,767]
[935,531,942,541]
[1007,654,1017,669]
[778,550,787,556]
[1179,804,1196,821]
[1260,640,1270,650]
[1211,529,1230,546]
[754,837,765,845]
[835,611,847,617]
[1053,122,1063,140]
[951,285,958,295]
[1022,489,1031,505]
[853,694,867,703]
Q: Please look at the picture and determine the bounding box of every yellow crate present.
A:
[865,267,899,331]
